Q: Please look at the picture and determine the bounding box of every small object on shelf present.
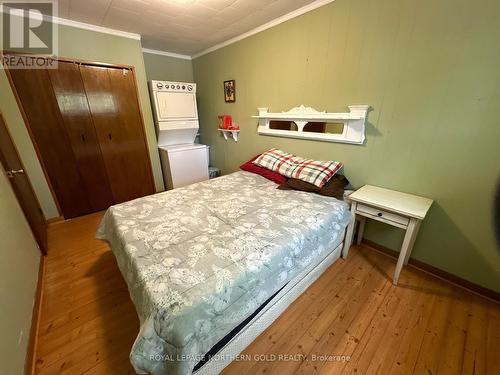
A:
[218,128,240,142]
[218,115,233,129]
[208,167,221,179]
[217,115,239,141]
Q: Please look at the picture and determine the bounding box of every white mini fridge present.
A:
[159,144,209,190]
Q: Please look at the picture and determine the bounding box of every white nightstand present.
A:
[343,185,433,285]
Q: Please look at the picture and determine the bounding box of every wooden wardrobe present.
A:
[7,58,155,219]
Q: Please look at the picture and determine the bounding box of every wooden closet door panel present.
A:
[8,68,92,218]
[48,61,114,211]
[80,65,155,203]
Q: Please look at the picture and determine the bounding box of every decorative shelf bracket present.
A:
[218,128,240,142]
[252,104,370,144]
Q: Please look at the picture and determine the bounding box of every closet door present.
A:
[8,68,93,218]
[80,65,155,203]
[47,61,114,212]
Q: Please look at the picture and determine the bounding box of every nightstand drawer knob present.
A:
[357,203,410,226]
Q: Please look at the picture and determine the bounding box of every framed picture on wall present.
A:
[224,80,235,102]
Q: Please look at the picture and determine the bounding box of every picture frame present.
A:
[224,80,235,102]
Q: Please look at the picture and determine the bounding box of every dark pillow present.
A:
[240,155,287,184]
[278,174,349,200]
[278,178,320,192]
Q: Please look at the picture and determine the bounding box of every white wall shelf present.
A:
[252,105,370,144]
[218,128,240,142]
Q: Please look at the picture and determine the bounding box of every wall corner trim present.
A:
[24,255,46,375]
[142,48,192,60]
[192,0,336,59]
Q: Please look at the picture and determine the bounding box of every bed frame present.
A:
[193,240,345,374]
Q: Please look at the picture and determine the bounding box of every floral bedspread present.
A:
[96,171,350,375]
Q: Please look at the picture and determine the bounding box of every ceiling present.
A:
[50,0,319,56]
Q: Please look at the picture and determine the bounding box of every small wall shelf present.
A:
[252,105,370,144]
[218,128,240,142]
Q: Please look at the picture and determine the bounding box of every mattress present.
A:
[96,171,351,375]
[193,279,288,372]
[194,242,344,375]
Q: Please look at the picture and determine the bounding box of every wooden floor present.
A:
[34,212,500,375]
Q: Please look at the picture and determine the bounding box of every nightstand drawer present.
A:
[357,203,410,227]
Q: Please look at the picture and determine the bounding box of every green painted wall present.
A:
[143,52,193,82]
[0,171,41,374]
[193,0,500,291]
[0,22,165,219]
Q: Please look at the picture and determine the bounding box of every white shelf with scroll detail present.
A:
[218,128,240,142]
[252,105,370,144]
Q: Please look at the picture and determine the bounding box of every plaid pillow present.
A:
[252,149,296,173]
[286,159,343,187]
[253,149,343,187]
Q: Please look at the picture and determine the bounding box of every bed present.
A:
[96,171,351,375]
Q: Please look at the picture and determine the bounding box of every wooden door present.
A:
[80,65,155,203]
[0,114,47,254]
[8,67,93,218]
[48,61,114,212]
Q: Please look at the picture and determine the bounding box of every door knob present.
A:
[6,169,24,178]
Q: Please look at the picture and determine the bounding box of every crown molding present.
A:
[54,16,141,40]
[142,48,192,60]
[1,0,335,57]
[192,0,335,59]
[0,6,141,40]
